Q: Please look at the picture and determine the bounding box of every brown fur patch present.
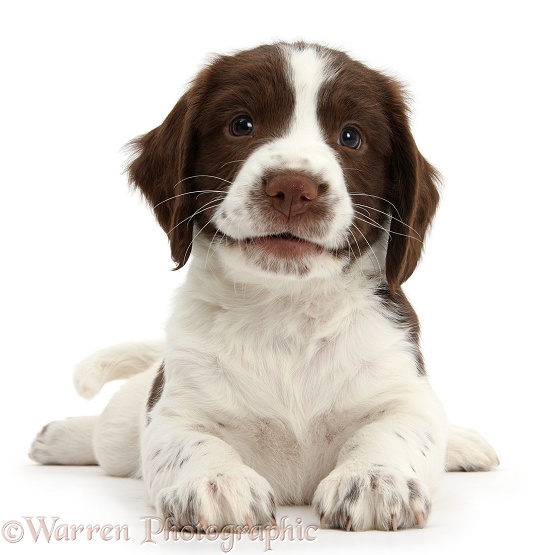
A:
[375,286,425,376]
[147,362,165,420]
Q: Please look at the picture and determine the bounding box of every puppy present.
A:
[30,42,498,532]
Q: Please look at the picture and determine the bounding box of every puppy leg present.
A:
[446,425,499,471]
[29,416,98,465]
[142,418,276,530]
[313,395,447,531]
[92,368,155,477]
[30,364,155,476]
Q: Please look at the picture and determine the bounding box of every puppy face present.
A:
[128,43,439,289]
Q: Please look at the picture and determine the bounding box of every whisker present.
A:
[205,230,223,268]
[348,227,375,277]
[167,198,223,234]
[205,210,239,268]
[353,210,422,243]
[172,175,234,189]
[345,233,362,273]
[353,212,391,239]
[350,222,382,284]
[182,215,221,263]
[347,226,364,265]
[352,203,422,240]
[219,160,246,169]
[154,190,226,209]
[349,193,404,223]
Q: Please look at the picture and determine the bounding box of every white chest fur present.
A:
[161,249,423,502]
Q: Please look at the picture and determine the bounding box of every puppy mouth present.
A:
[244,232,325,258]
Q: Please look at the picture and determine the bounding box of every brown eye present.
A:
[230,116,254,136]
[339,127,362,149]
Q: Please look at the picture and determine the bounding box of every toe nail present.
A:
[320,514,326,529]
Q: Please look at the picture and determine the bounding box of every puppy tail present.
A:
[73,340,164,399]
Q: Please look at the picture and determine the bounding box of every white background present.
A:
[1,0,551,553]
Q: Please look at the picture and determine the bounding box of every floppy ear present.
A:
[385,83,440,291]
[127,93,197,269]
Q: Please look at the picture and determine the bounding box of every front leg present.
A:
[142,416,276,530]
[313,399,447,531]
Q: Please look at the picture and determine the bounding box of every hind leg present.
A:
[29,416,98,465]
[92,369,153,477]
[30,368,155,477]
[446,425,500,471]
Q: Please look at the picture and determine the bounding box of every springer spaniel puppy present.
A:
[30,42,498,532]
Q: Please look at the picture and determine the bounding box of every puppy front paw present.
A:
[156,465,276,530]
[313,465,431,531]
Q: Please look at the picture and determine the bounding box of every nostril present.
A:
[265,173,320,217]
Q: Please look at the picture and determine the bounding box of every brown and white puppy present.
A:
[30,42,498,532]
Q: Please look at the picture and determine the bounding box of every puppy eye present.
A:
[230,116,254,137]
[339,127,362,149]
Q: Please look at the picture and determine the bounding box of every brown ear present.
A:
[127,93,196,269]
[385,83,440,291]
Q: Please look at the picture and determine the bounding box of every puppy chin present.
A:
[214,240,348,285]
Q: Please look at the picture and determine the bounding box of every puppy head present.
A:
[128,43,439,290]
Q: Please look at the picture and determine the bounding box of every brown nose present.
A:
[265,174,318,217]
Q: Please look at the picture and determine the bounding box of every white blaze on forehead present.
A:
[268,44,345,187]
[284,45,334,141]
